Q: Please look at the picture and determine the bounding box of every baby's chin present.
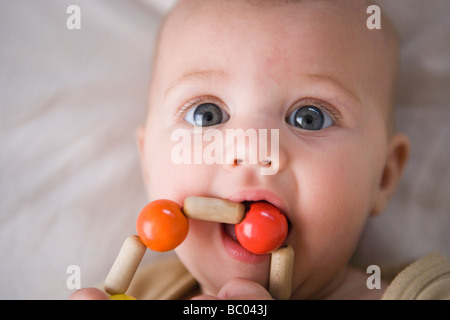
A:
[196,262,271,296]
[175,220,271,292]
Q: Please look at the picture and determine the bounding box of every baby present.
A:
[73,0,415,299]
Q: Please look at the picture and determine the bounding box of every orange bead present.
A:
[136,199,189,252]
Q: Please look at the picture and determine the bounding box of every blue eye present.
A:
[286,105,334,131]
[184,103,230,127]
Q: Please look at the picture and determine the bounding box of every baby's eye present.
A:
[184,103,230,127]
[286,105,334,131]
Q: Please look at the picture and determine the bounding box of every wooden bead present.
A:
[104,235,146,295]
[183,196,245,224]
[268,245,294,300]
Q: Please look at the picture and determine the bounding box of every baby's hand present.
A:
[69,287,109,300]
[192,278,273,300]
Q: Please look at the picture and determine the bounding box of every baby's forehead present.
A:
[157,0,396,79]
[154,0,398,131]
[161,0,390,48]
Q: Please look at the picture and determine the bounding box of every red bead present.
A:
[235,202,288,255]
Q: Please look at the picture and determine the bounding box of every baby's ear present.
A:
[371,133,410,216]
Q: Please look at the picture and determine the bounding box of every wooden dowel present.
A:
[268,245,294,300]
[183,196,245,224]
[104,235,146,295]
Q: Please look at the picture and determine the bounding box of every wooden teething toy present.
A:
[104,196,294,300]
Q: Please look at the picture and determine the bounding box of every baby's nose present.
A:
[223,128,283,176]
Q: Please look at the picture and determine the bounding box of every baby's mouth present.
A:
[223,222,239,242]
[222,200,291,246]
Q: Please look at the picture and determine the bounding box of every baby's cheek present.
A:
[145,147,210,201]
[297,151,374,254]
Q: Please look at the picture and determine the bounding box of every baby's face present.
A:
[138,0,400,298]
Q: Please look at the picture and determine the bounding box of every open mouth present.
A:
[242,199,292,232]
[223,200,291,234]
[221,199,291,262]
[223,221,239,241]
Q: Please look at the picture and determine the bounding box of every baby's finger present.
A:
[69,287,109,300]
[217,278,273,300]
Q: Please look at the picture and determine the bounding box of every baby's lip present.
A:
[224,188,292,252]
[226,188,292,239]
[226,188,289,217]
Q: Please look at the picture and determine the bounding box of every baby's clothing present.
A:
[381,252,450,299]
[125,253,450,300]
[127,257,199,300]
